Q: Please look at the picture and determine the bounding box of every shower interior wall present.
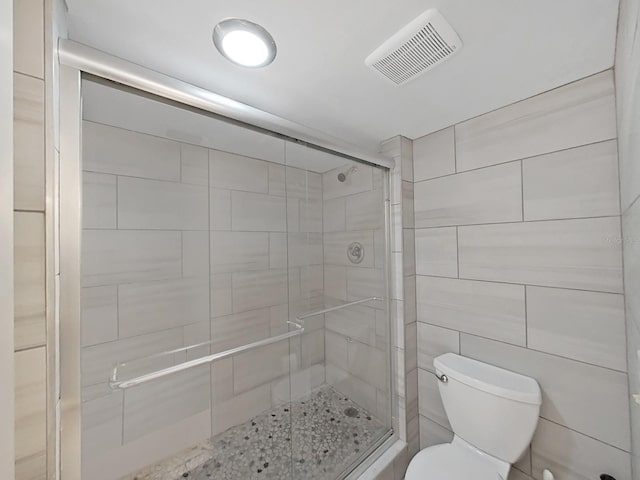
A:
[78,79,391,479]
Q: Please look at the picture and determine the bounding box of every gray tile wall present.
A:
[322,163,390,422]
[80,123,327,479]
[13,0,48,478]
[413,70,631,480]
[616,0,640,478]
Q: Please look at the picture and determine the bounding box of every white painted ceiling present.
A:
[66,0,620,153]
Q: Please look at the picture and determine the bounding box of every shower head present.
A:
[338,166,357,182]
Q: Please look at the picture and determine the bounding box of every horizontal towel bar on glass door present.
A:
[296,297,382,321]
[109,320,304,390]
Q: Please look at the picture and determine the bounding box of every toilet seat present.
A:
[405,441,505,480]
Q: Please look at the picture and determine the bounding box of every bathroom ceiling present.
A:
[65,0,620,154]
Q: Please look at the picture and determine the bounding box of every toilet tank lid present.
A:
[434,353,542,405]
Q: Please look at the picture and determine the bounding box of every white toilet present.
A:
[406,353,542,480]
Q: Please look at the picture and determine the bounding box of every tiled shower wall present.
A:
[13,0,48,478]
[413,70,632,480]
[321,164,388,420]
[615,0,640,477]
[80,120,326,479]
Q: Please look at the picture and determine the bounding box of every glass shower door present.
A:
[284,142,393,480]
[77,75,391,480]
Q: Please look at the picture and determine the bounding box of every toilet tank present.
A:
[434,353,541,463]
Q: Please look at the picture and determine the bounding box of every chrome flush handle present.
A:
[434,372,448,383]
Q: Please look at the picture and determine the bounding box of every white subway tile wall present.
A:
[413,70,632,479]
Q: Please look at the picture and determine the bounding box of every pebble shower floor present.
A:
[127,385,388,480]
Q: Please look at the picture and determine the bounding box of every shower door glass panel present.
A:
[78,77,391,480]
[284,142,393,480]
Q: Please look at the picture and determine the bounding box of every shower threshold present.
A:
[126,385,389,480]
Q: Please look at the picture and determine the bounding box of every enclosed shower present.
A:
[70,76,393,480]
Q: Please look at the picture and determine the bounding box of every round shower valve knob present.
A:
[347,242,365,264]
[542,470,554,480]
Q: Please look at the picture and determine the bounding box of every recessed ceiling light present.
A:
[213,18,277,68]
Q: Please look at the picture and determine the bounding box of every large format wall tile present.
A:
[81,286,118,347]
[83,121,181,181]
[455,71,617,171]
[287,232,323,267]
[522,140,620,221]
[231,191,286,232]
[417,368,450,429]
[82,230,182,287]
[299,198,323,233]
[123,367,210,442]
[346,189,384,231]
[414,162,522,228]
[325,304,378,347]
[461,334,631,451]
[526,286,626,371]
[458,217,624,293]
[624,198,640,331]
[211,383,272,436]
[323,197,346,232]
[347,340,386,390]
[209,149,269,193]
[210,231,269,273]
[81,328,184,388]
[180,144,208,186]
[419,415,453,450]
[413,127,455,182]
[210,188,231,231]
[416,276,526,346]
[531,418,631,480]
[15,347,46,480]
[417,323,459,373]
[83,172,117,229]
[211,273,233,318]
[118,278,209,338]
[323,164,373,200]
[324,231,375,267]
[415,227,458,277]
[285,166,322,201]
[13,0,44,78]
[231,269,288,312]
[14,212,45,350]
[82,390,123,459]
[326,363,378,416]
[14,73,44,211]
[210,308,271,352]
[232,341,289,393]
[118,177,208,230]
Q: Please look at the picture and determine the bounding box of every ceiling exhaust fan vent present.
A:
[365,9,462,86]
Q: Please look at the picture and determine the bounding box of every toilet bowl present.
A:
[405,353,541,480]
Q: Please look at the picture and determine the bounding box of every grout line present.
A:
[415,213,621,230]
[520,160,525,221]
[416,273,623,296]
[13,344,47,353]
[623,191,640,215]
[453,125,457,174]
[524,285,528,347]
[540,417,631,454]
[455,226,460,279]
[13,208,46,214]
[412,138,618,185]
[457,331,628,374]
[450,68,613,130]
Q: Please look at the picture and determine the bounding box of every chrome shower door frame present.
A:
[58,42,400,480]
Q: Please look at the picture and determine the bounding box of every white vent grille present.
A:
[365,10,462,86]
